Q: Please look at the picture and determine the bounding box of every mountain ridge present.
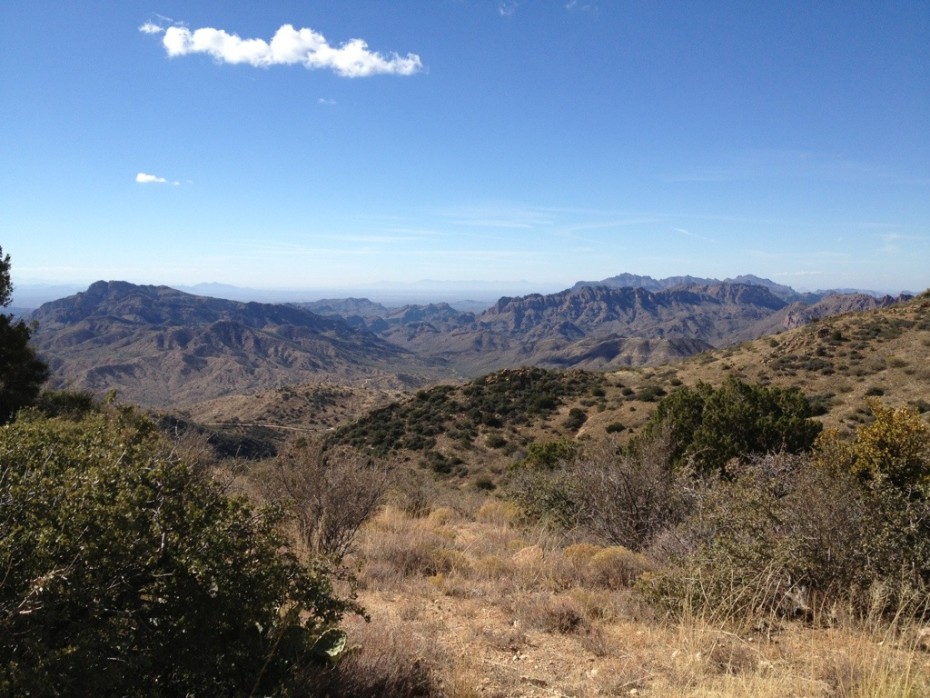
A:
[30,281,444,406]
[29,276,914,406]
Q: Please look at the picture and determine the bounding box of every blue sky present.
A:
[2,1,928,299]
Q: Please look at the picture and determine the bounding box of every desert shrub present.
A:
[506,462,578,530]
[388,470,444,517]
[562,542,603,566]
[306,623,440,698]
[911,399,930,414]
[812,401,930,605]
[473,474,496,490]
[587,546,656,589]
[563,407,588,431]
[360,524,467,582]
[571,433,694,551]
[807,392,834,417]
[641,377,822,475]
[33,389,98,420]
[507,439,582,528]
[634,384,666,402]
[605,421,624,434]
[520,438,577,469]
[475,499,521,526]
[0,408,355,696]
[263,437,392,562]
[425,451,464,475]
[425,506,459,526]
[640,453,871,619]
[643,443,930,620]
[485,433,507,449]
[816,400,930,492]
[514,594,589,634]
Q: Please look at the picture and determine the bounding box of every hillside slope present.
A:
[186,291,930,485]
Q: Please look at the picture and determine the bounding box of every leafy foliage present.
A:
[519,438,578,470]
[0,316,50,423]
[641,454,874,617]
[643,407,930,619]
[816,400,930,492]
[641,377,823,474]
[506,438,582,528]
[0,407,356,696]
[0,246,49,423]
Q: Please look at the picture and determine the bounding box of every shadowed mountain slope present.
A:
[373,282,905,373]
[31,281,442,406]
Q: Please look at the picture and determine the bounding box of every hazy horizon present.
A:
[10,271,921,314]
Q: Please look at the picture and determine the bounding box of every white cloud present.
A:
[317,97,336,106]
[565,1,600,12]
[135,172,178,186]
[151,23,423,78]
[498,2,519,17]
[139,22,164,35]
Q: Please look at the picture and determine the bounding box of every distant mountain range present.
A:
[299,277,907,374]
[573,273,838,304]
[30,281,444,406]
[29,275,910,406]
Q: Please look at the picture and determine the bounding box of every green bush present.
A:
[640,453,878,619]
[563,407,588,431]
[520,438,577,470]
[0,247,49,423]
[34,389,99,420]
[641,378,822,475]
[0,408,356,696]
[643,408,930,620]
[507,439,580,529]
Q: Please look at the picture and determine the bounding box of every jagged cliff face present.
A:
[781,293,910,330]
[477,283,787,343]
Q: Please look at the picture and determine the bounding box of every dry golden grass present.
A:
[338,500,930,697]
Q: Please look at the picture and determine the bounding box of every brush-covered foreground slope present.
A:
[196,291,930,487]
[30,281,444,407]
